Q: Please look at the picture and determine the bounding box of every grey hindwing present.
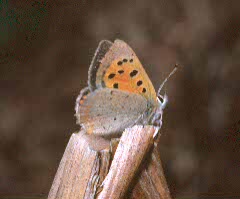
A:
[79,88,148,136]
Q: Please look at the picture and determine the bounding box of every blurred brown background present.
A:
[0,0,239,198]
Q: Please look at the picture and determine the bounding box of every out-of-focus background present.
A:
[0,0,239,198]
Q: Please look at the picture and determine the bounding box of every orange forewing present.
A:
[103,57,157,106]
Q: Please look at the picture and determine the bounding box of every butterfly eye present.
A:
[158,94,168,109]
[158,96,164,104]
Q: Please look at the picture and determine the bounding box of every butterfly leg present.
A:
[151,107,163,138]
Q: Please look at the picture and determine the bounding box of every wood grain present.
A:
[97,125,156,199]
[48,125,172,199]
[48,131,111,199]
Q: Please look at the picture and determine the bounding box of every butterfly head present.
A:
[150,64,178,128]
[156,64,178,109]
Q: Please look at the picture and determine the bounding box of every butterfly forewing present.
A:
[92,40,157,105]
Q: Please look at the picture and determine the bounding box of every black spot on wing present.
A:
[118,70,124,74]
[130,70,138,77]
[117,61,123,65]
[137,80,143,86]
[108,73,116,79]
[113,83,119,89]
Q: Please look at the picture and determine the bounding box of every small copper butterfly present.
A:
[75,39,177,137]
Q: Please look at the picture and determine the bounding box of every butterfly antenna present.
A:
[157,64,178,96]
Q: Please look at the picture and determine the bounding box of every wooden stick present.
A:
[128,143,172,199]
[97,125,156,199]
[48,131,111,199]
[48,125,172,199]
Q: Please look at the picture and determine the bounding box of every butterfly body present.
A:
[75,39,166,137]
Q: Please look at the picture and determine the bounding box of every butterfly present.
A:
[75,39,177,137]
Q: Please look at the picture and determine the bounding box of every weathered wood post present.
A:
[48,125,172,199]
